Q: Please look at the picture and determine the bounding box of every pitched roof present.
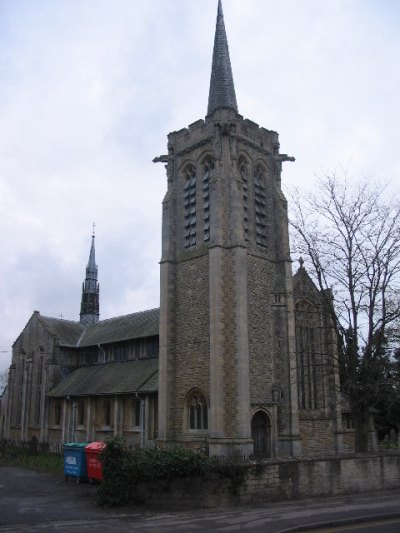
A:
[38,308,160,348]
[48,358,158,397]
[39,316,84,347]
[207,0,238,115]
[292,263,321,300]
[78,308,159,347]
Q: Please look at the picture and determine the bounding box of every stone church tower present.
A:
[80,232,100,326]
[156,0,302,457]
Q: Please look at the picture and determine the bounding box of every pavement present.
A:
[1,465,400,532]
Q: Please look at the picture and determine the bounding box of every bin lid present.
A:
[85,441,106,451]
[64,442,89,448]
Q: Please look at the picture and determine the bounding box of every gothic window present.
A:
[184,165,197,248]
[35,355,44,425]
[16,356,25,427]
[295,301,320,410]
[239,157,249,242]
[254,164,267,247]
[187,390,208,430]
[203,158,214,242]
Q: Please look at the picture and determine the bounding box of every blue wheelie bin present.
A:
[63,442,89,483]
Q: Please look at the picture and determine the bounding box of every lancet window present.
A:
[183,165,197,248]
[254,164,267,247]
[187,390,208,430]
[295,301,320,410]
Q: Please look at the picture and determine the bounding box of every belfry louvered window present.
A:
[254,164,267,247]
[239,157,249,242]
[203,158,214,242]
[184,165,197,248]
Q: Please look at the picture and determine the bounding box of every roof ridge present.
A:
[40,315,80,325]
[94,307,160,324]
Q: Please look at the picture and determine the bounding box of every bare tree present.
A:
[290,174,400,452]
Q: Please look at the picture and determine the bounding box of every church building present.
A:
[1,1,353,457]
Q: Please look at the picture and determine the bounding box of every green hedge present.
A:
[97,436,249,506]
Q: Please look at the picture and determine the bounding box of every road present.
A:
[0,466,400,532]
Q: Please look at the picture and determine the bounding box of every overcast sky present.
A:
[1,0,399,373]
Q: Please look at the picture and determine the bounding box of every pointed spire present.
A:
[80,229,99,326]
[88,232,96,271]
[207,0,238,115]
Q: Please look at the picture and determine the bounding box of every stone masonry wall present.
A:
[7,313,56,440]
[173,253,210,441]
[247,254,274,405]
[139,452,400,509]
[299,417,335,455]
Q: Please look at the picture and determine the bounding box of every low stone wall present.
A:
[141,452,400,508]
[240,452,400,505]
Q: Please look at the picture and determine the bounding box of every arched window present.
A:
[295,301,320,410]
[187,390,208,430]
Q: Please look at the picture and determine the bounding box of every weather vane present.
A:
[92,222,96,237]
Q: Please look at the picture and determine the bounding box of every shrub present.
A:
[97,437,249,506]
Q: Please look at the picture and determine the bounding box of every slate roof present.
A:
[207,0,238,115]
[39,316,84,347]
[78,308,159,347]
[48,358,158,397]
[38,308,160,348]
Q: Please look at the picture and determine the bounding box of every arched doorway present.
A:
[251,411,271,458]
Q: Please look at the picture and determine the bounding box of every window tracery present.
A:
[187,390,208,430]
[295,301,320,410]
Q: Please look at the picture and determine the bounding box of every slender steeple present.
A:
[80,227,99,326]
[207,0,238,115]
